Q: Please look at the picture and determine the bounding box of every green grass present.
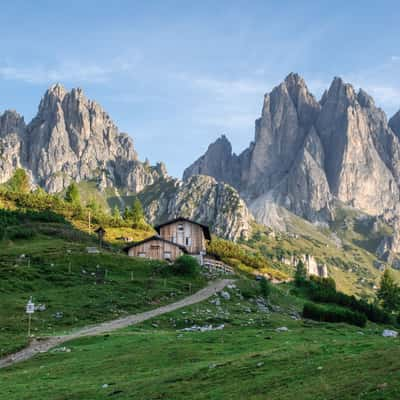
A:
[245,209,400,297]
[1,280,399,400]
[0,232,206,357]
[1,187,400,399]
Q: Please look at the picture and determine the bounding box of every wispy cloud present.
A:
[177,74,268,133]
[0,57,138,84]
[189,76,268,97]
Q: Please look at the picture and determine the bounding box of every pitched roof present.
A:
[154,217,211,240]
[123,235,188,253]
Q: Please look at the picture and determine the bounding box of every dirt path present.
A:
[0,279,233,370]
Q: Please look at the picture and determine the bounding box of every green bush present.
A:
[6,226,36,240]
[310,275,336,291]
[237,279,259,299]
[294,260,307,286]
[207,237,288,280]
[172,255,200,276]
[260,277,271,299]
[297,277,391,325]
[303,302,367,327]
[308,285,391,324]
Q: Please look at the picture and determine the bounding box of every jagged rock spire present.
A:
[0,84,166,193]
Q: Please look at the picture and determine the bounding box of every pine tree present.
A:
[87,198,101,214]
[377,269,400,312]
[295,259,307,286]
[123,206,131,220]
[131,197,145,228]
[8,168,30,193]
[65,183,80,205]
[260,276,271,299]
[112,205,122,223]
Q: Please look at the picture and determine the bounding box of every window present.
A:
[178,224,184,231]
[164,251,172,260]
[185,237,191,246]
[150,245,161,249]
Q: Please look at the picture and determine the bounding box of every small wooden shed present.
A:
[123,235,187,262]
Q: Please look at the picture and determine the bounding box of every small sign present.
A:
[26,299,35,314]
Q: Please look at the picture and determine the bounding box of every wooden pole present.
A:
[28,314,31,337]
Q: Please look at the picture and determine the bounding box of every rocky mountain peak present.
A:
[325,77,357,107]
[0,110,27,183]
[185,73,400,244]
[283,72,309,104]
[182,134,239,185]
[0,110,26,137]
[357,88,375,108]
[389,110,400,137]
[49,82,67,97]
[0,84,165,193]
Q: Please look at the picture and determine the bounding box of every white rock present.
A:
[220,291,231,300]
[382,329,398,337]
[276,327,289,332]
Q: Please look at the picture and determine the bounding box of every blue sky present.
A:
[1,1,400,177]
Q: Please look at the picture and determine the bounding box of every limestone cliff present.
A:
[0,110,27,183]
[140,175,252,241]
[184,74,400,222]
[183,73,400,261]
[0,84,165,193]
[184,73,333,223]
[0,84,252,241]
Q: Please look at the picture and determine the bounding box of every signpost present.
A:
[26,297,35,337]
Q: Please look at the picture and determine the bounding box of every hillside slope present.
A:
[1,279,399,400]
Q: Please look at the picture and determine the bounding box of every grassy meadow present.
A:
[1,280,399,400]
[0,231,205,357]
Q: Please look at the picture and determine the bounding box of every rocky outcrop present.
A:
[182,135,241,187]
[140,175,252,241]
[272,127,333,222]
[0,84,253,241]
[184,73,333,223]
[184,73,400,229]
[389,110,400,138]
[0,84,165,193]
[281,253,328,278]
[0,110,27,183]
[316,78,399,216]
[244,73,321,198]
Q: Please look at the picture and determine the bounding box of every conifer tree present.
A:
[131,197,145,228]
[377,269,400,312]
[8,168,30,193]
[295,259,307,286]
[112,205,122,222]
[65,183,80,205]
